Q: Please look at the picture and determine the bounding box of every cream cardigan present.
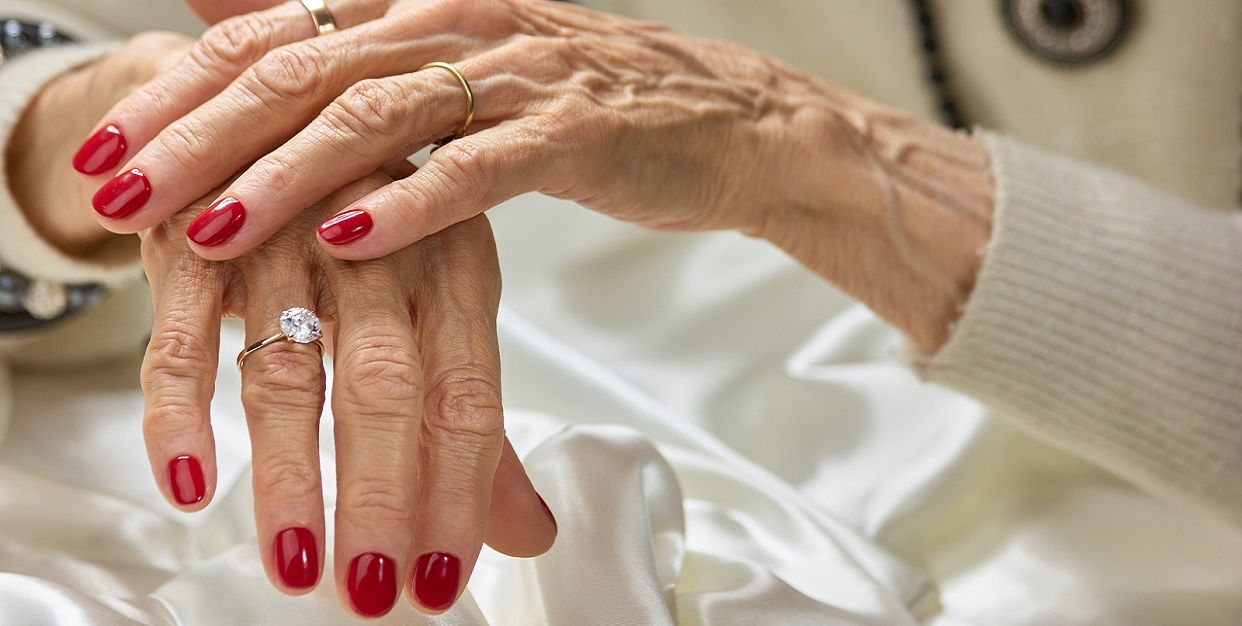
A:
[1,0,1239,534]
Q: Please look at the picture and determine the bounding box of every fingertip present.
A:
[166,453,215,511]
[185,240,245,262]
[72,124,128,176]
[271,527,322,595]
[92,168,151,223]
[410,551,462,614]
[317,208,373,246]
[316,213,426,263]
[483,447,558,558]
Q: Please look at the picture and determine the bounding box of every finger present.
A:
[237,260,328,594]
[76,0,385,179]
[189,51,533,260]
[89,2,511,234]
[483,437,557,558]
[319,124,555,261]
[328,254,424,619]
[139,243,227,511]
[405,215,526,614]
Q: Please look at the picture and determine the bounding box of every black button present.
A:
[1002,0,1131,67]
[1040,0,1083,29]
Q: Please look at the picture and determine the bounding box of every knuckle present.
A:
[335,341,421,411]
[247,152,301,198]
[327,79,409,139]
[425,367,504,445]
[258,454,320,498]
[141,326,214,437]
[339,479,412,522]
[241,349,325,416]
[248,45,326,102]
[158,120,217,171]
[194,14,271,70]
[142,323,215,391]
[434,140,494,200]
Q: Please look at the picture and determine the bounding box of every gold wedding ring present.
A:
[419,61,475,146]
[299,0,338,35]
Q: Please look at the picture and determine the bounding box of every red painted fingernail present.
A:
[538,494,557,531]
[347,553,397,617]
[168,454,205,505]
[92,168,150,218]
[187,197,246,247]
[274,527,318,590]
[73,124,128,175]
[413,552,461,612]
[317,209,373,245]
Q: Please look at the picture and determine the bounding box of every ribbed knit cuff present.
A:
[0,41,141,287]
[915,133,1242,529]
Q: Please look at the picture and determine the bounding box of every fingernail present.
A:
[73,124,128,175]
[274,527,318,590]
[347,553,397,617]
[187,197,246,247]
[92,168,150,218]
[538,494,558,531]
[413,552,461,612]
[168,454,205,505]
[317,209,373,245]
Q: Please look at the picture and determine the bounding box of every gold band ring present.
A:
[236,307,325,370]
[419,61,475,146]
[299,0,338,35]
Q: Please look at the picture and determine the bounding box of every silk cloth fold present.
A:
[1,195,1240,625]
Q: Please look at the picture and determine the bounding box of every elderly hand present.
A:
[76,0,875,257]
[77,0,993,350]
[13,30,553,617]
[142,164,556,617]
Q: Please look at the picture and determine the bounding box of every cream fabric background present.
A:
[1,1,1240,624]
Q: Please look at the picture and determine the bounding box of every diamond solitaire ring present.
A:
[236,307,325,370]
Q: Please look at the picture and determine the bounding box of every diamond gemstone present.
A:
[279,307,321,344]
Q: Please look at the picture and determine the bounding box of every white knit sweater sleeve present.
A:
[0,41,134,287]
[918,132,1242,529]
[0,19,152,367]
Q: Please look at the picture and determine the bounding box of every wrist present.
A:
[7,58,121,257]
[759,94,994,352]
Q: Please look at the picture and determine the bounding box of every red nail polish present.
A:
[347,553,397,617]
[413,552,461,612]
[187,197,246,247]
[73,124,127,175]
[274,527,318,590]
[168,455,205,505]
[318,209,373,245]
[92,168,150,218]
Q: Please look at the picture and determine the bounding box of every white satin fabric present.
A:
[2,195,1241,625]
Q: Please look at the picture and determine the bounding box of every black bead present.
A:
[0,273,29,312]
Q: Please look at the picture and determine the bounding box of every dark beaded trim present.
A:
[1,18,73,61]
[908,0,968,130]
[0,18,109,331]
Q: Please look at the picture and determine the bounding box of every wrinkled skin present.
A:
[13,32,554,618]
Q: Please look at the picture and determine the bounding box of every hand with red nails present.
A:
[17,29,555,618]
[76,0,880,262]
[141,165,557,617]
